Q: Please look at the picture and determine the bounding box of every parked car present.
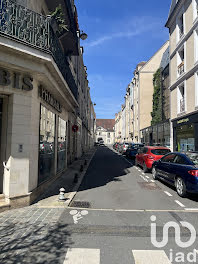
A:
[119,142,129,154]
[126,143,144,159]
[99,140,105,146]
[94,142,99,146]
[135,146,171,172]
[152,152,198,197]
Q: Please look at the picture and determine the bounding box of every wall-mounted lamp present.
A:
[80,31,88,40]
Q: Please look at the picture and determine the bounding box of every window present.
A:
[151,149,171,155]
[57,118,66,172]
[161,154,176,163]
[176,9,185,42]
[174,155,187,165]
[177,83,185,113]
[143,147,148,154]
[193,0,198,21]
[39,105,55,184]
[177,46,185,76]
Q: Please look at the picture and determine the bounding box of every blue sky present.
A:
[76,0,171,119]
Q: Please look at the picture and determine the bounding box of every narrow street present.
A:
[1,146,198,263]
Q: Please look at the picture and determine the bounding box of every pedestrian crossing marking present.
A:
[132,250,171,264]
[63,248,100,264]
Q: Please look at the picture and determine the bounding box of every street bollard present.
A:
[59,187,65,201]
[74,173,78,183]
[80,165,84,172]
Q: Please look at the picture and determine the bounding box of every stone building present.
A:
[141,46,171,147]
[166,0,198,152]
[0,0,95,209]
[115,111,122,142]
[96,119,115,145]
[131,41,169,143]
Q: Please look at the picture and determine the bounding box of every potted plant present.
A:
[48,5,68,36]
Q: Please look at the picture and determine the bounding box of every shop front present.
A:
[173,113,198,152]
[141,121,170,147]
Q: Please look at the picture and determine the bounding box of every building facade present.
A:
[96,119,115,145]
[166,0,198,152]
[141,46,171,147]
[0,0,95,208]
[115,111,122,142]
[131,42,169,143]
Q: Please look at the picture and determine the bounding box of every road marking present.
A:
[63,248,100,264]
[185,208,198,211]
[70,210,88,224]
[175,200,185,208]
[145,176,150,179]
[140,175,148,182]
[164,191,172,197]
[150,180,155,183]
[132,250,171,264]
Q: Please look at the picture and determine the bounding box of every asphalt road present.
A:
[1,146,198,264]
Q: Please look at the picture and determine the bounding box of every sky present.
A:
[75,0,171,119]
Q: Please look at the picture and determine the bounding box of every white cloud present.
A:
[85,16,164,48]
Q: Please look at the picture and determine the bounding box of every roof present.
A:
[160,46,170,70]
[96,119,115,131]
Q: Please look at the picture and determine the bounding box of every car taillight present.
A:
[147,155,154,160]
[188,170,198,177]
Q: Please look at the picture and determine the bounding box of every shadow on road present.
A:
[77,146,134,192]
[0,220,73,264]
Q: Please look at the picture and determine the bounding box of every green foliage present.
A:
[50,5,68,34]
[151,68,162,125]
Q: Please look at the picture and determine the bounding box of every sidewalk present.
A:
[31,147,96,208]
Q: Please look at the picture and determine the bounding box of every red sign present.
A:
[72,125,79,132]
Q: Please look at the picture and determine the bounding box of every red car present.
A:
[135,146,171,172]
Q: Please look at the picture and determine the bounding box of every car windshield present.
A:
[185,153,198,165]
[151,149,171,155]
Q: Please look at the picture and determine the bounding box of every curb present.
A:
[64,148,97,207]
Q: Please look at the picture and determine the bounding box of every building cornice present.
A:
[165,0,185,28]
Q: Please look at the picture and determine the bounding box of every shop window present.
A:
[176,124,195,152]
[57,117,66,172]
[39,105,55,184]
[195,72,198,107]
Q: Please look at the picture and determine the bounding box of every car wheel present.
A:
[175,177,186,197]
[152,167,158,180]
[143,162,148,173]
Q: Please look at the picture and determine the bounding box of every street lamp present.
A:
[80,31,88,40]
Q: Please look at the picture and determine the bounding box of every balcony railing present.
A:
[180,98,185,113]
[0,0,78,100]
[178,61,184,76]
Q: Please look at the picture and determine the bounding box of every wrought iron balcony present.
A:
[180,98,185,113]
[0,0,78,100]
[0,0,50,50]
[178,61,184,76]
